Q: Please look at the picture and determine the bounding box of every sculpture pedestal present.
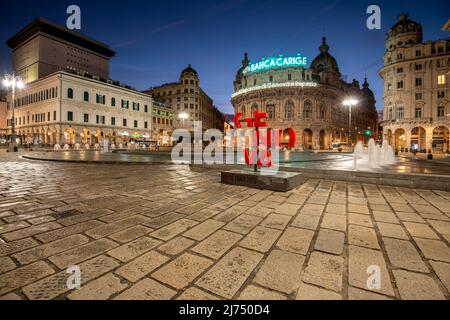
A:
[221,170,303,192]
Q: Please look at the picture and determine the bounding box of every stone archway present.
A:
[411,127,426,152]
[303,129,313,150]
[432,126,449,153]
[394,128,406,150]
[319,129,326,150]
[387,129,393,146]
[64,128,76,145]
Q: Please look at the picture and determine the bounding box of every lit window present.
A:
[438,74,446,85]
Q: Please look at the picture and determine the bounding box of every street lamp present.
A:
[343,98,358,152]
[3,74,25,152]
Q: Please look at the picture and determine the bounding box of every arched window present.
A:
[111,97,116,107]
[67,88,73,99]
[303,100,312,119]
[284,100,294,119]
[266,103,275,119]
[251,103,258,115]
[388,107,393,119]
[319,104,326,119]
[84,91,89,102]
[241,106,246,115]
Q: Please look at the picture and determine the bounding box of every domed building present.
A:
[231,38,378,150]
[380,14,450,153]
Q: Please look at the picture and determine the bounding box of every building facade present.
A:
[4,18,155,146]
[145,66,221,133]
[380,14,450,153]
[151,101,174,146]
[6,71,152,146]
[231,38,379,150]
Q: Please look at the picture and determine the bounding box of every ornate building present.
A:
[380,14,449,153]
[4,18,154,146]
[231,38,378,150]
[145,66,223,133]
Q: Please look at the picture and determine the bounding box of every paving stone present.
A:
[213,205,248,223]
[348,245,395,297]
[396,212,425,223]
[274,203,301,216]
[376,222,409,240]
[0,261,55,295]
[291,214,321,230]
[115,251,169,282]
[35,220,105,243]
[302,251,344,292]
[0,221,30,234]
[114,278,176,300]
[348,204,370,215]
[254,249,305,294]
[13,234,90,265]
[321,213,346,231]
[223,214,262,235]
[85,215,149,239]
[144,212,185,229]
[196,247,263,299]
[152,253,213,290]
[403,222,439,240]
[429,261,450,292]
[325,203,346,215]
[314,229,345,255]
[67,273,128,300]
[192,230,242,259]
[108,225,153,243]
[372,211,399,224]
[177,287,219,300]
[382,237,429,272]
[188,209,220,222]
[348,213,373,228]
[2,222,62,241]
[157,236,195,256]
[347,287,392,300]
[244,206,273,218]
[0,237,39,256]
[299,204,324,216]
[183,219,225,241]
[414,238,450,263]
[107,237,161,262]
[0,256,16,274]
[259,214,290,230]
[0,292,22,300]
[276,227,314,255]
[49,238,119,269]
[150,219,198,241]
[348,225,380,249]
[296,282,342,300]
[393,270,445,300]
[238,285,287,300]
[239,226,282,253]
[427,220,450,239]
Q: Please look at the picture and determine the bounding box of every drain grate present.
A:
[52,209,83,220]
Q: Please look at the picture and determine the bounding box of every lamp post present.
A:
[3,74,25,152]
[343,98,358,152]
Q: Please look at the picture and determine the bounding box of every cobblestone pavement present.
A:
[0,153,449,300]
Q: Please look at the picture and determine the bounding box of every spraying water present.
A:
[353,139,396,170]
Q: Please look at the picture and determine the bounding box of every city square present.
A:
[0,0,449,307]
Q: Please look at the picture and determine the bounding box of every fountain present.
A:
[63,144,70,150]
[111,144,116,150]
[54,144,61,151]
[118,143,123,149]
[74,143,80,150]
[94,143,100,150]
[353,139,396,170]
[85,144,90,150]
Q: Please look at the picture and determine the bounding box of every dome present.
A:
[234,53,249,86]
[386,14,422,49]
[310,37,341,76]
[180,64,198,78]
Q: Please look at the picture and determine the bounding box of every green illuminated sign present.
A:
[364,130,372,136]
[243,54,308,75]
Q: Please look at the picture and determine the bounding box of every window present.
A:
[96,94,106,104]
[397,80,404,89]
[121,99,129,109]
[144,105,148,113]
[267,103,275,119]
[387,83,392,92]
[303,101,312,119]
[288,74,292,81]
[397,106,404,119]
[67,88,73,99]
[438,91,445,98]
[96,115,99,124]
[415,78,422,87]
[134,120,138,128]
[397,53,403,60]
[253,79,257,85]
[415,63,422,71]
[416,49,422,57]
[84,91,89,102]
[67,111,73,121]
[84,113,89,123]
[437,106,445,118]
[438,74,446,85]
[269,76,273,82]
[319,104,326,119]
[415,92,423,100]
[53,111,57,121]
[111,117,116,126]
[111,97,116,107]
[415,107,422,119]
[123,119,127,127]
[144,121,148,129]
[388,107,393,120]
[284,100,294,119]
[397,67,403,73]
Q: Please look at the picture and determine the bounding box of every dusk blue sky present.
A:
[0,0,449,114]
